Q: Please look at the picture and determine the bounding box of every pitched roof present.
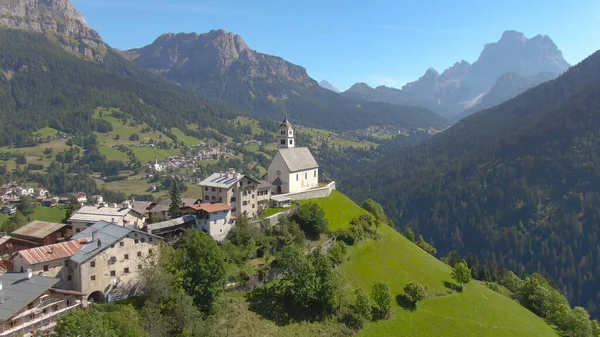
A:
[12,221,67,240]
[70,221,162,265]
[280,117,292,129]
[185,203,232,213]
[199,172,260,189]
[146,214,197,232]
[17,239,87,265]
[181,198,201,207]
[0,272,59,321]
[277,147,319,172]
[272,177,283,186]
[131,200,155,216]
[67,206,132,223]
[258,180,273,189]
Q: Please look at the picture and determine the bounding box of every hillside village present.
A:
[0,118,339,336]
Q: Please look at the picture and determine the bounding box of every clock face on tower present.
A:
[276,170,281,176]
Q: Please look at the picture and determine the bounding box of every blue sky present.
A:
[72,0,600,91]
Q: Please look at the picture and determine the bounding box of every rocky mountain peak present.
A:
[0,0,105,59]
[319,80,340,93]
[347,82,374,92]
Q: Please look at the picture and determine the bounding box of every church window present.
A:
[289,140,293,145]
[296,174,298,181]
[314,170,317,177]
[280,139,285,145]
[281,131,286,135]
[289,130,292,135]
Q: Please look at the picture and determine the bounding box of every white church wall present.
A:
[287,168,319,194]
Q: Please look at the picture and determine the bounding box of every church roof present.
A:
[277,147,319,172]
[280,117,292,128]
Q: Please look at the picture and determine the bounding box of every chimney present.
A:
[49,247,54,254]
[26,268,32,279]
[97,239,101,248]
[92,230,98,242]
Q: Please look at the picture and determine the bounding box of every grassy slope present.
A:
[30,207,67,223]
[322,193,557,337]
[302,190,366,231]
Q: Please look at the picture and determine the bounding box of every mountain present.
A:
[343,31,570,119]
[341,48,600,316]
[0,0,106,59]
[319,80,340,93]
[124,30,447,131]
[0,28,241,147]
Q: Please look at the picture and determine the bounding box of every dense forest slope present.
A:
[124,30,447,131]
[342,49,600,316]
[0,28,242,147]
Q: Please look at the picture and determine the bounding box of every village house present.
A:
[266,118,320,195]
[70,221,162,302]
[0,235,38,258]
[129,200,156,221]
[257,180,273,212]
[0,271,86,337]
[199,169,260,217]
[181,203,234,241]
[12,239,88,289]
[145,214,197,241]
[73,192,87,205]
[147,198,200,223]
[41,197,59,208]
[67,204,146,234]
[11,221,70,246]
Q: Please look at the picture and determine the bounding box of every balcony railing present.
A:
[0,301,83,337]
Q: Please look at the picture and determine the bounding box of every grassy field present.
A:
[130,147,178,162]
[30,207,67,223]
[98,146,130,162]
[171,127,202,146]
[94,107,173,147]
[301,190,367,231]
[298,127,376,150]
[236,116,262,136]
[34,127,61,137]
[0,213,9,230]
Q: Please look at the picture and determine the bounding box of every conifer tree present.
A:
[168,178,182,219]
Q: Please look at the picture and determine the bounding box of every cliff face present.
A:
[0,0,106,59]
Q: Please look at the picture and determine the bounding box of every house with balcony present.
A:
[0,271,86,337]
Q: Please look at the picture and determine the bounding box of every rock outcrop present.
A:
[0,0,106,59]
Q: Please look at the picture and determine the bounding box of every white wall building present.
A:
[182,203,233,241]
[266,118,319,194]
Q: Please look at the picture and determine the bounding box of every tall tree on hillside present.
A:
[371,282,392,318]
[451,261,472,290]
[168,178,181,219]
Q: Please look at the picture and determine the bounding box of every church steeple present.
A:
[278,116,294,148]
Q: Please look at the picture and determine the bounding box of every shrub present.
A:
[404,281,427,303]
[371,282,392,318]
[291,202,328,237]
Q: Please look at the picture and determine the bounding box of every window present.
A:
[66,300,71,306]
[53,304,59,311]
[10,320,16,327]
[314,170,317,177]
[134,239,139,244]
[67,275,72,281]
[289,130,292,135]
[211,187,216,192]
[219,188,222,192]
[64,260,69,266]
[124,254,129,260]
[76,228,81,233]
[137,251,142,257]
[149,238,153,243]
[219,197,222,202]
[124,268,130,274]
[119,241,124,247]
[138,264,142,270]
[91,275,96,281]
[281,130,285,135]
[140,238,145,243]
[148,249,154,255]
[252,194,255,199]
[243,201,247,206]
[110,270,116,276]
[29,313,35,319]
[232,208,236,213]
[90,261,96,268]
[205,196,209,201]
[280,139,285,145]
[305,172,308,179]
[231,197,236,202]
[296,174,298,181]
[42,308,47,315]
[252,204,255,209]
[204,187,208,191]
[43,265,49,272]
[243,191,247,196]
[289,140,293,145]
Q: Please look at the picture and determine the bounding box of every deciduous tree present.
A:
[404,281,427,304]
[451,261,472,289]
[371,282,392,318]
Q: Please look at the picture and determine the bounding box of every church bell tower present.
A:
[278,117,295,149]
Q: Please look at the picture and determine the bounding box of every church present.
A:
[266,117,320,195]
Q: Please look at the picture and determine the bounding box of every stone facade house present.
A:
[67,204,146,233]
[181,203,233,241]
[70,221,162,302]
[199,169,260,217]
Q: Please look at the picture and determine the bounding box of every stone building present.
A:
[199,169,260,217]
[181,203,233,241]
[67,204,146,233]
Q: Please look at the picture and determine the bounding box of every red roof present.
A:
[184,203,232,213]
[17,239,88,265]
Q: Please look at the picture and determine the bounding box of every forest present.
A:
[340,50,600,316]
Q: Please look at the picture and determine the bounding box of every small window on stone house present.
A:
[43,265,49,272]
[119,241,124,247]
[90,261,96,268]
[124,268,130,274]
[110,270,116,277]
[137,251,142,257]
[91,275,96,281]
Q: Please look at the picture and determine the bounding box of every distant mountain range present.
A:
[342,30,570,119]
[319,80,340,93]
[123,30,447,131]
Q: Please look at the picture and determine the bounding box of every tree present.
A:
[328,240,348,265]
[361,199,387,223]
[168,178,182,219]
[55,309,117,337]
[451,261,472,290]
[371,282,392,318]
[416,235,437,255]
[174,230,227,314]
[292,202,328,237]
[566,307,593,337]
[17,197,36,216]
[403,227,415,242]
[592,320,600,337]
[355,288,372,321]
[129,133,140,141]
[227,213,259,246]
[404,281,427,304]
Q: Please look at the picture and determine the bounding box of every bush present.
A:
[291,202,328,237]
[404,281,427,304]
[416,235,437,256]
[361,199,387,223]
[328,241,348,265]
[371,282,392,319]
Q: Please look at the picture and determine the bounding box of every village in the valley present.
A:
[0,118,337,336]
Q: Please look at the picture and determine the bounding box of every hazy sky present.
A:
[72,0,600,91]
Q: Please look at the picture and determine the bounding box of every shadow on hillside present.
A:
[396,294,416,312]
[443,281,463,293]
[246,282,325,326]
